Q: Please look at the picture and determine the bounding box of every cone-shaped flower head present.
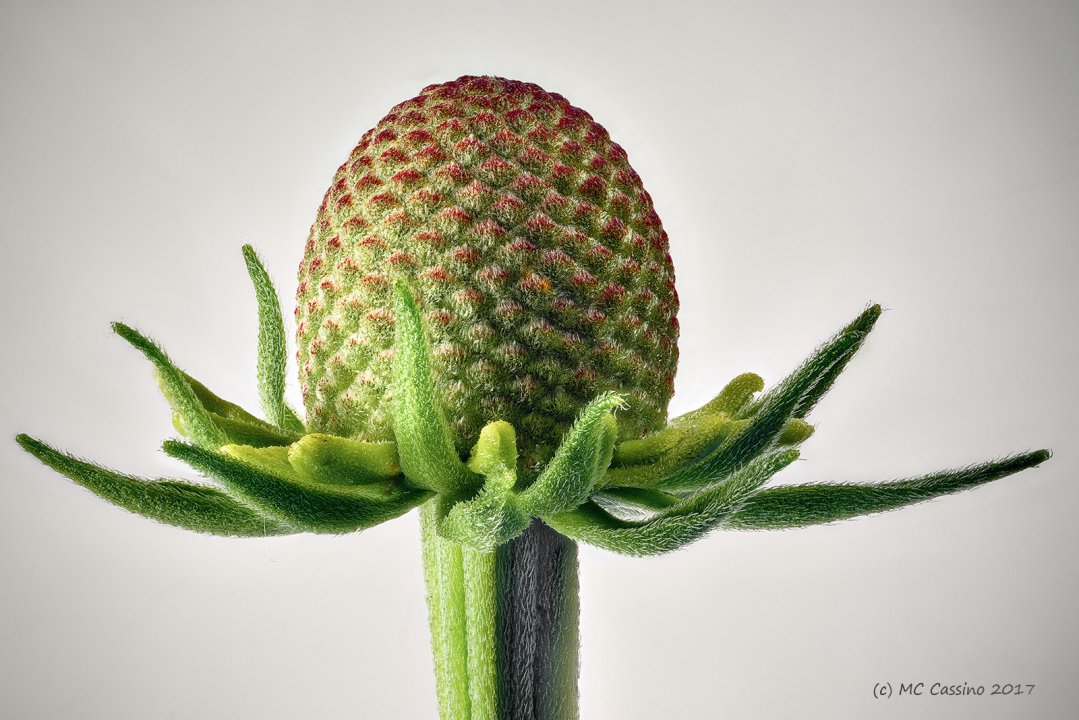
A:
[296,76,679,468]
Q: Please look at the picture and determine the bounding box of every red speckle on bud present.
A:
[579,176,606,200]
[570,270,597,288]
[543,248,572,267]
[584,309,607,325]
[601,217,627,241]
[379,147,409,166]
[385,211,413,231]
[574,367,597,384]
[415,230,446,247]
[404,129,435,146]
[349,155,372,174]
[414,144,447,168]
[430,99,461,116]
[584,123,607,148]
[355,175,383,193]
[503,108,530,129]
[551,164,575,186]
[559,140,584,159]
[454,288,484,309]
[524,214,557,239]
[512,174,544,200]
[408,189,444,211]
[337,257,359,274]
[519,146,553,172]
[471,111,499,135]
[471,219,505,242]
[373,129,397,145]
[478,265,510,286]
[440,206,472,226]
[478,156,514,185]
[506,238,536,254]
[366,308,395,326]
[427,309,454,326]
[420,266,449,283]
[358,234,386,249]
[435,117,467,141]
[495,300,524,322]
[398,110,428,128]
[391,168,423,187]
[552,297,576,312]
[520,273,552,293]
[435,162,469,186]
[490,130,523,155]
[588,243,613,260]
[368,193,400,210]
[452,245,481,264]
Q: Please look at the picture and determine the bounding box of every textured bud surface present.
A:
[297,76,679,467]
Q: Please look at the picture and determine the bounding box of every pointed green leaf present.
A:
[518,393,623,517]
[546,450,799,555]
[700,304,881,480]
[113,323,228,450]
[723,450,1051,530]
[165,440,431,534]
[738,305,881,421]
[790,304,882,419]
[16,434,294,537]
[242,245,305,433]
[391,279,479,494]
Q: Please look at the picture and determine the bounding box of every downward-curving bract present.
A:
[17,76,1049,720]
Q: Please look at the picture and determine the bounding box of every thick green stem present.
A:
[421,503,580,720]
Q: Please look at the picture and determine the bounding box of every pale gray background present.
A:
[2,1,1076,718]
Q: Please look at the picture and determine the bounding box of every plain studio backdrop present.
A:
[1,1,1076,718]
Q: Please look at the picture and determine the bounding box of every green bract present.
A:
[16,245,1050,554]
